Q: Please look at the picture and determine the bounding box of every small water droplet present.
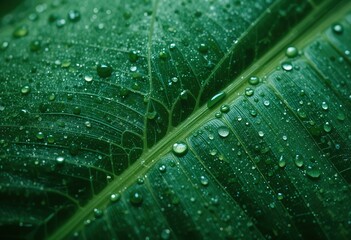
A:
[337,112,345,121]
[172,141,188,156]
[159,165,166,173]
[321,102,328,110]
[198,43,208,53]
[297,108,307,119]
[323,122,332,133]
[67,10,81,22]
[220,104,230,113]
[159,49,168,60]
[169,43,176,50]
[210,149,217,156]
[285,46,298,58]
[282,135,288,141]
[129,50,139,62]
[36,131,44,140]
[110,193,121,202]
[130,191,143,206]
[258,131,264,137]
[73,106,81,115]
[306,165,321,179]
[281,62,293,71]
[294,154,304,168]
[30,40,41,52]
[47,134,55,143]
[277,192,284,200]
[278,156,286,168]
[171,77,178,83]
[161,229,171,240]
[21,85,31,95]
[263,100,270,107]
[332,23,343,35]
[13,25,29,38]
[248,76,260,85]
[1,41,9,51]
[218,126,230,138]
[56,18,66,28]
[84,75,93,82]
[207,91,226,109]
[215,112,222,118]
[84,121,91,128]
[93,208,103,218]
[245,88,254,97]
[200,176,209,186]
[56,156,65,164]
[97,63,113,78]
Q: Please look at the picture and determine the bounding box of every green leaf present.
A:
[0,0,350,239]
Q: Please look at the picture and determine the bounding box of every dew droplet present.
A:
[248,76,260,85]
[321,102,328,110]
[207,91,226,109]
[332,23,343,35]
[294,154,304,168]
[171,77,178,83]
[210,149,217,156]
[297,108,307,119]
[245,88,254,97]
[306,165,321,179]
[56,156,65,164]
[56,19,66,28]
[215,112,222,118]
[130,191,143,206]
[172,141,188,156]
[36,131,44,140]
[277,192,284,200]
[47,134,55,143]
[84,75,93,82]
[198,43,208,53]
[30,40,41,52]
[159,49,168,60]
[263,100,270,107]
[13,25,29,38]
[67,10,81,22]
[97,63,113,78]
[159,165,166,173]
[1,41,9,51]
[220,104,230,113]
[161,229,171,240]
[84,121,91,128]
[285,46,298,58]
[281,62,293,71]
[217,126,230,138]
[200,176,209,186]
[128,50,139,62]
[323,122,332,133]
[21,85,31,95]
[337,112,345,121]
[93,208,103,218]
[110,193,121,202]
[278,156,286,168]
[258,131,264,137]
[73,106,81,115]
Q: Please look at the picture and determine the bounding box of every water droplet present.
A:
[172,141,188,156]
[1,41,9,51]
[13,25,29,38]
[56,19,66,28]
[159,165,166,173]
[306,165,321,179]
[159,49,168,60]
[67,10,81,22]
[36,132,44,140]
[248,76,260,85]
[198,43,208,53]
[56,156,65,164]
[110,193,121,202]
[200,176,209,186]
[294,154,304,168]
[61,60,71,68]
[93,208,103,218]
[169,43,176,50]
[321,102,328,110]
[129,50,139,62]
[30,40,41,52]
[285,46,298,58]
[207,91,226,109]
[337,112,345,121]
[130,66,137,72]
[84,75,93,82]
[245,88,254,97]
[47,135,55,143]
[161,229,171,240]
[130,191,143,206]
[97,63,113,78]
[297,108,307,119]
[277,192,284,200]
[263,100,270,107]
[137,178,144,185]
[278,156,286,168]
[171,77,178,83]
[21,85,31,95]
[210,149,217,156]
[84,121,91,128]
[220,104,230,113]
[281,62,293,71]
[250,109,257,117]
[258,131,264,137]
[218,126,230,138]
[215,112,222,118]
[323,122,332,133]
[73,106,81,115]
[332,23,343,35]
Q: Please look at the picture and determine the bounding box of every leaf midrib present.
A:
[49,0,350,239]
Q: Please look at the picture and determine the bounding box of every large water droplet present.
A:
[172,141,188,156]
[285,46,298,58]
[130,191,143,206]
[294,154,304,168]
[306,165,321,179]
[97,63,113,78]
[207,91,226,109]
[281,62,293,71]
[248,76,260,85]
[218,126,230,138]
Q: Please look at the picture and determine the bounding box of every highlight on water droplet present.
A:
[56,156,65,164]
